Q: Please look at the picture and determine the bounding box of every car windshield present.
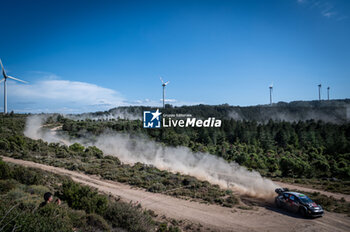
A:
[299,196,313,204]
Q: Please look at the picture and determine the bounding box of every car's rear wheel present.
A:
[275,198,281,208]
[299,207,307,217]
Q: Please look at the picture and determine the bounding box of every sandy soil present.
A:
[2,156,350,232]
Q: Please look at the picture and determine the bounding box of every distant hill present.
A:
[69,99,350,124]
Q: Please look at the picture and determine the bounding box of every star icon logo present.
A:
[143,109,162,128]
[150,109,162,122]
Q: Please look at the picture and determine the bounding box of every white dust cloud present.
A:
[66,108,141,121]
[24,115,278,198]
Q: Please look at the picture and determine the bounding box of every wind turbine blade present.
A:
[0,59,4,71]
[160,77,164,84]
[165,81,170,85]
[0,59,6,76]
[7,76,28,83]
[0,78,4,83]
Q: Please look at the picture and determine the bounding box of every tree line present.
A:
[60,115,350,180]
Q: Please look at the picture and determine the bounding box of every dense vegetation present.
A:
[0,114,239,208]
[60,110,350,181]
[0,157,163,232]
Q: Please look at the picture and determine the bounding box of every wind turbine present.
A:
[160,77,170,109]
[327,86,330,100]
[0,59,28,114]
[269,83,273,105]
[318,84,322,101]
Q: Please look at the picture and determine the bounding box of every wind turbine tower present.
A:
[318,84,322,101]
[327,87,330,100]
[269,84,273,105]
[0,59,28,114]
[160,77,170,109]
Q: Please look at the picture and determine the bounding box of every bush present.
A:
[12,166,43,185]
[104,155,121,165]
[0,158,12,179]
[0,139,9,150]
[85,146,104,159]
[0,201,74,232]
[0,179,18,194]
[84,213,111,232]
[69,143,85,153]
[26,185,50,196]
[56,150,69,158]
[0,159,158,232]
[59,180,108,215]
[104,202,154,232]
[157,223,181,232]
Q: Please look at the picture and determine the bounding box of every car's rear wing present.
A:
[275,188,289,194]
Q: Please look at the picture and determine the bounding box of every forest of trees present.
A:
[59,102,350,180]
[72,99,350,123]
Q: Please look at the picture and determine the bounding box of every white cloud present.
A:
[164,99,177,103]
[6,79,126,113]
[322,11,337,18]
[297,0,347,20]
[126,98,201,107]
[1,75,198,113]
[12,80,123,104]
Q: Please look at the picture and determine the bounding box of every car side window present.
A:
[289,195,295,201]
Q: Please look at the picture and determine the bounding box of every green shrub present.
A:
[104,155,121,165]
[84,213,111,232]
[0,202,74,232]
[4,187,30,202]
[85,146,104,159]
[26,185,50,196]
[0,158,12,179]
[12,166,43,185]
[0,179,18,194]
[0,139,9,150]
[157,223,181,232]
[104,201,154,232]
[59,180,108,215]
[69,143,85,153]
[56,150,69,158]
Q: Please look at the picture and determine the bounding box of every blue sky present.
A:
[0,0,349,113]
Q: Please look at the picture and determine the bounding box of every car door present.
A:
[288,195,299,213]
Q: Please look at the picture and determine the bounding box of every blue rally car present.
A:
[275,188,324,217]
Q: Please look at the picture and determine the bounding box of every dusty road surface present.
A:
[2,156,350,232]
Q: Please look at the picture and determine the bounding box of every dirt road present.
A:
[3,156,350,232]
